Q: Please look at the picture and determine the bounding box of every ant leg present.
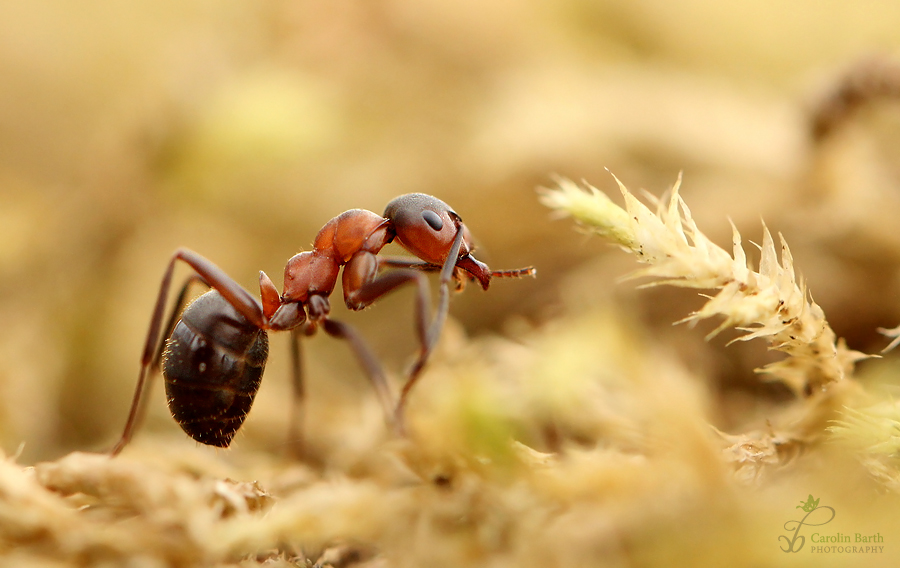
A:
[110,248,266,456]
[150,274,208,371]
[343,229,466,433]
[378,257,441,272]
[143,248,266,372]
[167,248,266,327]
[112,274,209,456]
[321,318,397,433]
[286,327,306,457]
[110,260,188,455]
[393,228,465,426]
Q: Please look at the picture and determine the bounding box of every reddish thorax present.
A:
[280,209,391,306]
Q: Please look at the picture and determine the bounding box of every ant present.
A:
[110,193,535,456]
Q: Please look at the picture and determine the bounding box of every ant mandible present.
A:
[110,193,535,455]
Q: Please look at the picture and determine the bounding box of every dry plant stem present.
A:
[540,173,866,396]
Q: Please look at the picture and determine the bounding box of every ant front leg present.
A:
[342,228,466,433]
[110,248,267,456]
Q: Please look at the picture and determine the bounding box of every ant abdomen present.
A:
[162,290,269,447]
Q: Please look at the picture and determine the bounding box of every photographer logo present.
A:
[779,495,884,554]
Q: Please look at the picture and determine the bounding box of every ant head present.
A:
[384,193,492,290]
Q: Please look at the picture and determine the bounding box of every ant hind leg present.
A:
[110,248,265,456]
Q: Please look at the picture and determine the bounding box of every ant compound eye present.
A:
[422,209,444,231]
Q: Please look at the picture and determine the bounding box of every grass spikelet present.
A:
[540,174,867,396]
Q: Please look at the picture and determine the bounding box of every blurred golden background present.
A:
[2,0,900,465]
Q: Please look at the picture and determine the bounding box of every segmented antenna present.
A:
[492,266,537,279]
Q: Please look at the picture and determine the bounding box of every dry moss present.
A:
[4,293,899,566]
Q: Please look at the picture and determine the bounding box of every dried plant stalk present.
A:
[540,174,866,395]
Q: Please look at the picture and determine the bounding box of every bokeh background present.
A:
[2,0,900,467]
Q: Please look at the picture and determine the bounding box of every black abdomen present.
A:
[162,290,268,447]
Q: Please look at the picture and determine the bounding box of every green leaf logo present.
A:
[796,494,820,512]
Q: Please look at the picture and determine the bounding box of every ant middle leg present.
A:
[320,318,397,433]
[286,326,306,457]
